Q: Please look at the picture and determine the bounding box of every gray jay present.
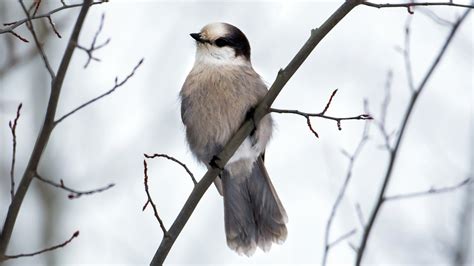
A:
[180,22,287,256]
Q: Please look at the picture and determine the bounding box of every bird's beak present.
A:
[190,33,205,43]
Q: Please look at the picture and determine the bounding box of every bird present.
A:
[180,22,287,256]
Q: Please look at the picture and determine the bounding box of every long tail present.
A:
[222,157,287,256]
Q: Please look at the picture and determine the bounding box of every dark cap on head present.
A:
[190,22,251,61]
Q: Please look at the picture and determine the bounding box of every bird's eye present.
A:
[215,38,230,47]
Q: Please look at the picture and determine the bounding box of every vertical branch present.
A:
[8,103,23,202]
[322,108,370,265]
[0,0,93,259]
[355,9,471,265]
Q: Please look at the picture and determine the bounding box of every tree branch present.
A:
[18,0,56,79]
[75,13,110,68]
[0,1,106,35]
[0,0,93,259]
[54,58,144,126]
[384,177,472,201]
[8,103,23,202]
[355,9,472,265]
[143,160,169,237]
[35,172,115,199]
[149,1,362,264]
[363,1,474,13]
[3,231,79,261]
[144,153,197,185]
[271,89,372,138]
[328,228,357,249]
[322,112,370,266]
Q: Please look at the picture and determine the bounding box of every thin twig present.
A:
[3,231,79,260]
[355,9,472,265]
[271,89,372,139]
[384,177,472,201]
[35,173,115,199]
[54,58,144,126]
[363,1,474,11]
[418,8,454,26]
[0,1,107,34]
[144,153,197,185]
[7,30,29,42]
[150,1,361,264]
[75,13,110,68]
[30,0,42,17]
[328,228,357,248]
[46,15,61,38]
[8,103,23,202]
[375,70,394,151]
[143,160,169,237]
[322,110,370,266]
[403,16,416,92]
[355,203,365,228]
[19,0,55,79]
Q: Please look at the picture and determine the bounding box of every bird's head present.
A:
[190,22,251,65]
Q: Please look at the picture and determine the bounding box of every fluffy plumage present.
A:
[180,22,287,256]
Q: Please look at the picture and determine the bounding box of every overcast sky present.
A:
[0,0,473,265]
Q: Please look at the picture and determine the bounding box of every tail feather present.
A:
[222,172,257,256]
[222,157,287,256]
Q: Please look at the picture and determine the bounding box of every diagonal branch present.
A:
[35,172,115,199]
[3,231,79,261]
[54,58,144,126]
[8,103,23,202]
[355,9,472,265]
[384,177,472,201]
[328,228,357,248]
[18,0,55,79]
[149,1,362,264]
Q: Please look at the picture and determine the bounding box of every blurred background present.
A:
[0,0,472,265]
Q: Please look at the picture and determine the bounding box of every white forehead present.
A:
[201,22,228,40]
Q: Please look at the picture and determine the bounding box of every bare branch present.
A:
[418,8,454,26]
[46,15,61,38]
[322,113,370,266]
[384,178,472,201]
[35,173,115,199]
[75,13,110,68]
[150,1,362,264]
[355,202,365,228]
[3,231,79,261]
[143,160,169,237]
[19,0,55,79]
[403,16,415,92]
[328,228,357,248]
[8,103,23,202]
[355,9,472,265]
[54,58,144,126]
[271,89,373,138]
[374,70,394,151]
[0,1,107,35]
[0,0,94,258]
[6,30,29,43]
[363,1,474,13]
[144,153,197,185]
